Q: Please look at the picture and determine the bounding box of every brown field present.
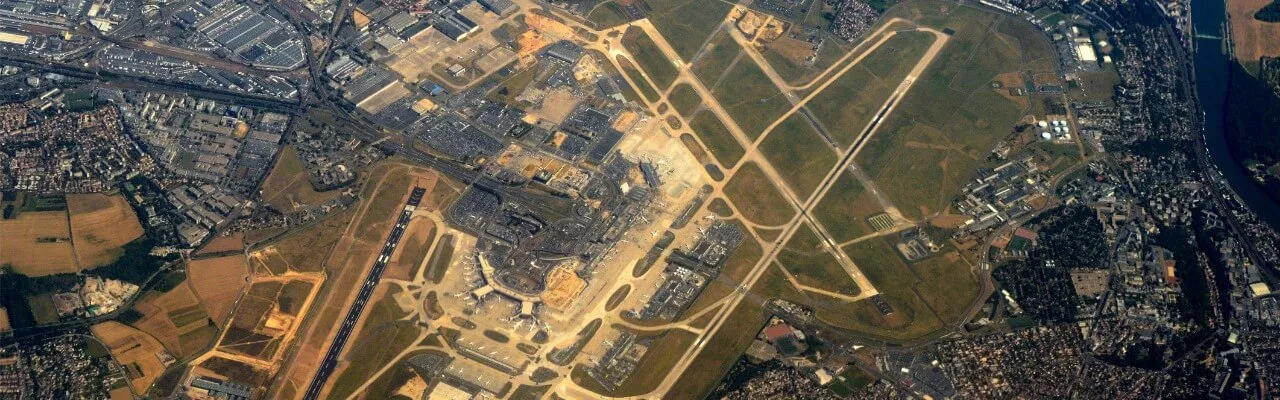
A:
[130,279,217,358]
[0,211,77,275]
[91,321,171,393]
[273,163,442,398]
[259,146,341,213]
[196,233,245,255]
[67,193,144,268]
[249,208,357,276]
[187,255,251,327]
[1230,0,1280,66]
[385,217,437,281]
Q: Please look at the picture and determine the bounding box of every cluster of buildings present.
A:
[631,221,745,321]
[827,0,880,42]
[50,276,140,319]
[954,156,1049,234]
[0,334,125,398]
[94,46,300,100]
[0,102,153,193]
[105,89,289,245]
[585,330,651,391]
[174,0,307,70]
[919,324,1166,398]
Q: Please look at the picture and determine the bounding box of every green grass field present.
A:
[665,297,770,399]
[911,252,981,324]
[838,238,944,341]
[805,31,935,148]
[776,224,862,297]
[646,0,734,62]
[668,84,702,117]
[711,58,791,139]
[586,1,632,28]
[622,27,679,90]
[758,114,838,198]
[618,57,661,103]
[811,170,881,242]
[690,29,741,86]
[688,111,744,167]
[723,162,795,226]
[842,3,1054,221]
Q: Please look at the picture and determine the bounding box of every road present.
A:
[301,187,426,400]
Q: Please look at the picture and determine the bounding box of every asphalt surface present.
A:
[302,187,426,400]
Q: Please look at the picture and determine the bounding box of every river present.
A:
[1191,0,1280,229]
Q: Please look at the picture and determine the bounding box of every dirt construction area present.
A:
[1230,0,1280,64]
[67,193,144,268]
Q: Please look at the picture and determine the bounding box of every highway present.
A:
[301,187,426,400]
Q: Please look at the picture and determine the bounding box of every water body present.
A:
[1191,0,1280,228]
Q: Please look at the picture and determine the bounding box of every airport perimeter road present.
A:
[302,187,426,400]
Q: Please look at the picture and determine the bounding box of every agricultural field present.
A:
[757,114,838,198]
[128,275,219,358]
[67,193,144,268]
[722,162,794,226]
[186,255,250,326]
[216,278,317,361]
[0,210,77,275]
[91,321,171,393]
[1229,0,1280,70]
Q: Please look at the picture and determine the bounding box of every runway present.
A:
[302,187,426,400]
